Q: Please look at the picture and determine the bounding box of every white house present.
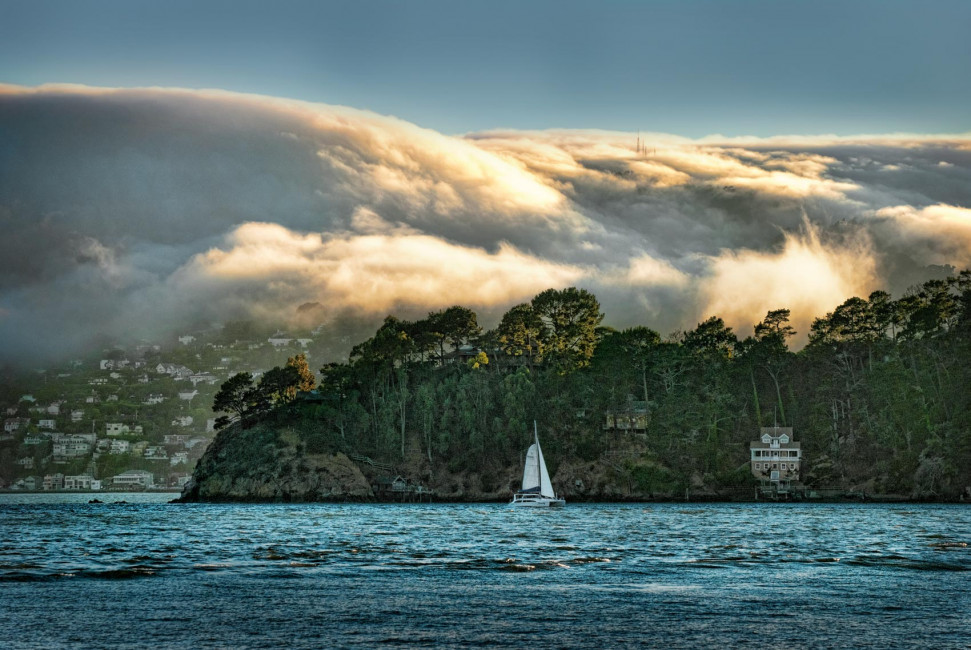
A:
[109,439,131,454]
[144,394,166,405]
[46,402,61,415]
[170,451,189,466]
[71,410,85,422]
[38,419,56,430]
[63,475,100,490]
[4,418,29,433]
[112,470,154,489]
[178,390,199,401]
[43,473,65,490]
[106,423,129,436]
[178,335,197,345]
[171,415,194,427]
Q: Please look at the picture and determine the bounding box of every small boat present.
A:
[511,422,565,507]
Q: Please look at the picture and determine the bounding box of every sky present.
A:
[1,2,970,365]
[2,0,971,136]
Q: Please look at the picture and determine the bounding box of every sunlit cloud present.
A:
[0,83,970,363]
[699,227,878,342]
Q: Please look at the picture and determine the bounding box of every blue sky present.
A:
[2,0,970,136]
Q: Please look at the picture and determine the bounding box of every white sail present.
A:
[534,436,555,499]
[522,443,541,491]
[510,422,565,507]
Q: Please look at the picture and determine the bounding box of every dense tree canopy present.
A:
[212,275,971,499]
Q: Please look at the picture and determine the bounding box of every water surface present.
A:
[2,496,968,648]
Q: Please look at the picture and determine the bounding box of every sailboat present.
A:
[510,422,565,507]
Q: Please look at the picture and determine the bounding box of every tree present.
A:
[286,353,317,392]
[683,316,737,358]
[212,372,255,429]
[495,303,544,366]
[530,287,604,371]
[257,365,302,407]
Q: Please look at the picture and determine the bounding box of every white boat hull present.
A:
[510,493,565,507]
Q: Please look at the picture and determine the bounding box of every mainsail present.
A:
[521,433,555,498]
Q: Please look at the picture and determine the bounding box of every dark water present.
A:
[1,495,969,648]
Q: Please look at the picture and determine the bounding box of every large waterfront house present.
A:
[750,427,801,493]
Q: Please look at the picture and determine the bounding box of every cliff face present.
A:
[178,422,372,502]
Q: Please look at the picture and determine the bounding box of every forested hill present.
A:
[187,276,971,501]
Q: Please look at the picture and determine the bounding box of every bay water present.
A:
[1,495,968,648]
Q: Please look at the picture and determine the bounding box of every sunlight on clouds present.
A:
[184,222,585,313]
[700,227,877,342]
[875,204,971,266]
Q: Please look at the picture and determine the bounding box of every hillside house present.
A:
[163,434,189,446]
[144,394,166,405]
[189,373,217,386]
[170,451,189,466]
[106,423,129,436]
[143,446,168,460]
[109,440,131,454]
[171,415,194,427]
[4,417,29,433]
[71,410,84,422]
[603,400,650,432]
[16,457,35,470]
[46,402,61,415]
[38,419,56,429]
[178,335,196,345]
[178,390,199,401]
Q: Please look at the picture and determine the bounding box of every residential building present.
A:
[71,410,85,422]
[106,423,129,436]
[43,473,65,490]
[178,390,199,401]
[112,470,154,489]
[109,440,131,454]
[38,419,56,429]
[63,475,101,490]
[143,446,168,460]
[170,451,189,466]
[171,415,193,427]
[4,417,29,433]
[750,427,802,489]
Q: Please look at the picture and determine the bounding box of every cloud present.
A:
[173,222,585,316]
[1,84,970,363]
[698,226,878,342]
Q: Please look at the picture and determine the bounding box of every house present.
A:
[23,436,45,445]
[107,394,119,402]
[4,417,29,433]
[16,457,35,470]
[71,410,85,422]
[178,335,197,345]
[43,473,65,490]
[106,423,129,436]
[206,418,216,433]
[170,451,189,466]
[189,373,217,386]
[38,419,56,430]
[52,437,92,459]
[143,446,168,460]
[46,402,62,415]
[63,475,100,490]
[144,394,166,405]
[750,427,802,492]
[89,378,108,385]
[268,331,293,347]
[603,400,650,432]
[296,338,313,348]
[171,415,193,427]
[163,434,189,446]
[85,395,101,404]
[178,390,199,401]
[112,470,154,489]
[21,476,39,490]
[109,440,131,454]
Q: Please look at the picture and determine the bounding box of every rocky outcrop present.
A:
[178,423,372,502]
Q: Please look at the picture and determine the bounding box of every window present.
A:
[772,463,777,469]
[754,463,760,470]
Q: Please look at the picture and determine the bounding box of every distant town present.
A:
[0,322,342,492]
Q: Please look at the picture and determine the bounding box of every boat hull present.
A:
[510,493,565,507]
